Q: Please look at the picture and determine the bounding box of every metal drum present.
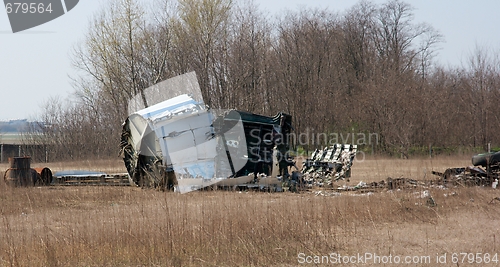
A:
[4,157,35,186]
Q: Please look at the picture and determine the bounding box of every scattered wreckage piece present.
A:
[332,177,423,192]
[431,151,500,187]
[431,167,492,186]
[386,177,422,190]
[52,170,130,186]
[301,144,357,187]
[489,197,500,204]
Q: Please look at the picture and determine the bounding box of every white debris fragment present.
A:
[355,181,366,188]
[413,190,431,199]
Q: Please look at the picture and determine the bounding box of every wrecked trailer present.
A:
[120,72,293,193]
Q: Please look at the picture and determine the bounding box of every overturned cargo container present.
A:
[120,72,293,193]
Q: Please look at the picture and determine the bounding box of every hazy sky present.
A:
[1,0,499,121]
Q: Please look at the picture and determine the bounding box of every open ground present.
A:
[1,156,500,266]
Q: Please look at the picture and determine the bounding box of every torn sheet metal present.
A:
[302,144,357,187]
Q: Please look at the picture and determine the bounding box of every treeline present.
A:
[34,0,500,161]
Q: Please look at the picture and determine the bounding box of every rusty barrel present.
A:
[4,157,35,187]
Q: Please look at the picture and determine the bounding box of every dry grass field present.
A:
[1,156,500,266]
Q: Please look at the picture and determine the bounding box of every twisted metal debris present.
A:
[301,144,357,187]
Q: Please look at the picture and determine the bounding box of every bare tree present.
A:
[171,0,233,108]
[72,0,153,122]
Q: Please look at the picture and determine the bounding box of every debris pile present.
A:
[328,177,425,192]
[431,151,500,187]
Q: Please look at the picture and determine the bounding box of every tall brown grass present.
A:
[1,157,500,266]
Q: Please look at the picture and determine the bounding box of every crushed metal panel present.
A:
[156,105,219,193]
[121,73,215,191]
[123,93,222,193]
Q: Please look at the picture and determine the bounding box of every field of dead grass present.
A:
[1,156,500,266]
